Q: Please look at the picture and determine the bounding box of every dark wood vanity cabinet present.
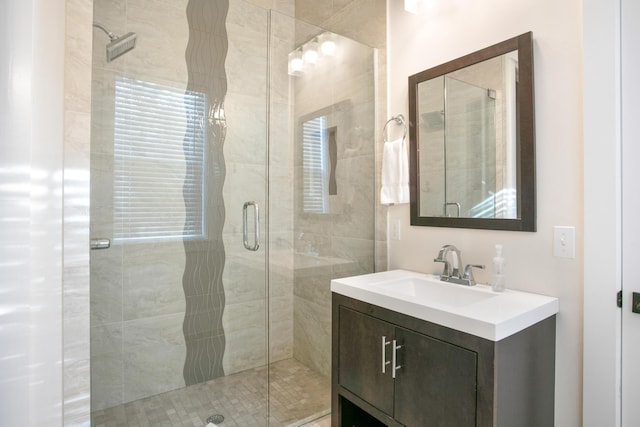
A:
[338,306,396,415]
[332,293,556,427]
[338,306,476,426]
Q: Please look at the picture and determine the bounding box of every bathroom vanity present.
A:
[331,270,559,427]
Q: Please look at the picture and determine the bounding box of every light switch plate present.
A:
[553,226,576,258]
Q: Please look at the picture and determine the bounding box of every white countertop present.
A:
[331,269,559,342]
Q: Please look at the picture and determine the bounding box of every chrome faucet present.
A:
[433,244,462,279]
[433,244,485,286]
[461,263,486,286]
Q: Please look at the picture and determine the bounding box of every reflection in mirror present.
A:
[444,75,499,218]
[409,32,535,231]
[419,53,518,219]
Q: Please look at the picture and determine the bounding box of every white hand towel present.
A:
[380,138,409,205]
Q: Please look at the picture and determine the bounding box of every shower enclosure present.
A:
[89,0,376,425]
[444,76,498,218]
[418,75,504,219]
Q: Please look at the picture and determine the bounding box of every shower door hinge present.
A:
[617,290,623,308]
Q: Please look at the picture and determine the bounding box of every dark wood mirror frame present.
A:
[408,32,535,231]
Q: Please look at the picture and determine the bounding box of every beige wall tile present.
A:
[64,0,93,424]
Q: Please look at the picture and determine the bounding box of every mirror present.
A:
[408,32,535,231]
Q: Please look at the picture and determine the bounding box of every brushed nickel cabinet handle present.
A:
[381,336,391,373]
[392,339,402,379]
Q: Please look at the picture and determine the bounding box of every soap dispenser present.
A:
[492,244,506,292]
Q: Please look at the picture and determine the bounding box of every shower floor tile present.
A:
[90,358,330,427]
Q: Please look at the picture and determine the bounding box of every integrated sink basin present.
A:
[371,276,498,308]
[331,269,559,341]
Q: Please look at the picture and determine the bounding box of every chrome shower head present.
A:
[93,22,137,62]
[106,32,137,62]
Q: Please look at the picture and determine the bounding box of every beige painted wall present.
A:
[387,1,583,426]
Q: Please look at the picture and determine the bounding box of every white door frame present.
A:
[620,0,640,424]
[583,0,623,425]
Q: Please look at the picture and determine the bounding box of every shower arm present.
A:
[93,22,116,41]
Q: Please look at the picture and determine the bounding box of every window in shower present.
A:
[302,115,329,214]
[113,77,207,241]
[300,101,348,215]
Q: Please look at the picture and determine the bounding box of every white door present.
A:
[622,0,640,424]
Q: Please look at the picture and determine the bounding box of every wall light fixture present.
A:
[288,32,337,77]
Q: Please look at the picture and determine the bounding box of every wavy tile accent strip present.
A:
[182,0,229,386]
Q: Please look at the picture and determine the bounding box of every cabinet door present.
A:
[394,328,477,427]
[338,307,395,415]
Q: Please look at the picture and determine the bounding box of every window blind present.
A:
[113,77,207,241]
[469,188,517,219]
[302,116,328,214]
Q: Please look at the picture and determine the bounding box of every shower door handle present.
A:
[242,201,260,251]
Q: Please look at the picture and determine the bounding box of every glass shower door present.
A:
[444,76,497,218]
[266,10,378,426]
[90,0,269,424]
[90,1,377,425]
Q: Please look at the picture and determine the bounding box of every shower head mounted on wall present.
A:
[93,22,137,62]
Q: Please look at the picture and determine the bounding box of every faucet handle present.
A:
[433,258,451,278]
[463,264,485,286]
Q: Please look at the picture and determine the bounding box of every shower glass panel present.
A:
[444,76,497,218]
[268,12,377,425]
[90,1,376,426]
[90,0,269,423]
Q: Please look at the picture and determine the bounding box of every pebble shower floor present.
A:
[90,358,330,427]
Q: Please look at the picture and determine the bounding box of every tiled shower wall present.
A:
[63,0,93,425]
[292,33,377,376]
[64,0,384,423]
[213,0,296,375]
[295,0,388,270]
[445,55,508,216]
[291,0,385,377]
[89,0,296,411]
[418,56,508,218]
[267,11,297,366]
[90,0,191,410]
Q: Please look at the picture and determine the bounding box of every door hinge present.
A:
[617,290,623,308]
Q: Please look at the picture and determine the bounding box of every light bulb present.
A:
[288,49,304,76]
[320,39,336,56]
[303,41,319,65]
[291,57,304,71]
[317,32,337,57]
